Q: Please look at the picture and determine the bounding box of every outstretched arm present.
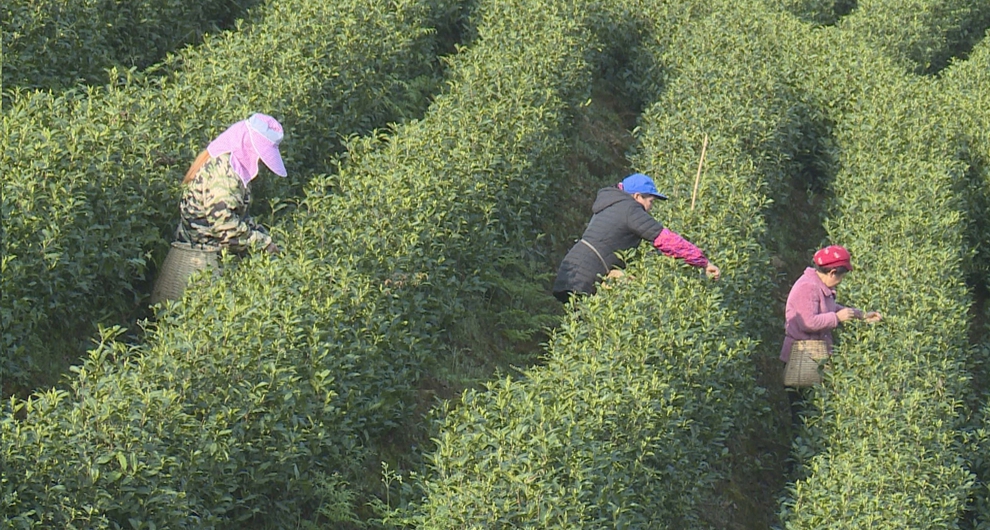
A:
[652,228,709,267]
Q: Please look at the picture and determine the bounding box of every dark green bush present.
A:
[838,0,990,75]
[2,0,255,91]
[2,254,415,527]
[942,36,990,530]
[403,276,755,528]
[778,25,980,529]
[401,0,819,526]
[4,1,990,528]
[1,0,457,392]
[2,0,597,524]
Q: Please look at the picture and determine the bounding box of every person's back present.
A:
[176,152,270,253]
[553,186,660,298]
[173,113,286,255]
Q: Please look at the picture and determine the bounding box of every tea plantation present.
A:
[2,0,988,528]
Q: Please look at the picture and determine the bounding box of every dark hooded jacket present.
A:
[553,186,664,296]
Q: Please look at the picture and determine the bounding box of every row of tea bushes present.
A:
[941,35,990,305]
[402,275,758,528]
[584,0,815,522]
[1,0,605,525]
[403,2,990,525]
[400,0,816,526]
[628,0,815,347]
[778,24,982,529]
[1,0,458,392]
[2,0,253,91]
[1,260,414,527]
[764,0,990,74]
[766,0,990,74]
[942,36,990,530]
[836,0,990,75]
[381,1,651,524]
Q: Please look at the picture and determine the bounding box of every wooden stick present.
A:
[691,134,708,211]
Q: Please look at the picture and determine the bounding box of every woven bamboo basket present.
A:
[150,242,220,305]
[783,340,830,387]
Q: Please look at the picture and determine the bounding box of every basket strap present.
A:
[579,239,609,274]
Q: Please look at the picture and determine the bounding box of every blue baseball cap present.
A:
[621,173,668,200]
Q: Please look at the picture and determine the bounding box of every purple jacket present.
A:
[780,267,846,362]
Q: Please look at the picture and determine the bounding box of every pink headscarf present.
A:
[207,113,288,185]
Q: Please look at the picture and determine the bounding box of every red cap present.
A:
[814,245,853,271]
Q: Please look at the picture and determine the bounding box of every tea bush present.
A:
[777,25,982,530]
[4,0,990,528]
[400,0,826,525]
[579,0,814,519]
[402,275,757,528]
[2,0,255,91]
[628,0,813,344]
[2,0,605,525]
[942,36,990,530]
[1,0,458,392]
[837,0,990,75]
[1,252,418,527]
[940,35,990,295]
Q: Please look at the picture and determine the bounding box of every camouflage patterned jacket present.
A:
[174,153,272,253]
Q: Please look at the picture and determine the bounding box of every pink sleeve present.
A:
[652,228,709,268]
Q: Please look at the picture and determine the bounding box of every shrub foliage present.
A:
[1,0,458,391]
[1,0,989,528]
